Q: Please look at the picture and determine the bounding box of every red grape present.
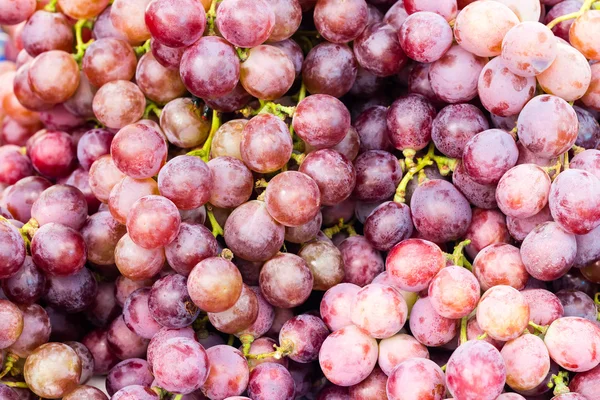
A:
[240,45,295,101]
[145,0,206,48]
[409,296,458,347]
[123,288,162,339]
[313,0,368,44]
[476,285,530,341]
[216,0,275,48]
[320,283,360,332]
[188,256,243,313]
[207,284,259,334]
[399,11,453,63]
[265,171,321,227]
[241,113,293,173]
[202,345,249,399]
[544,317,600,372]
[386,358,446,400]
[260,253,313,308]
[153,336,210,394]
[339,235,384,287]
[293,94,351,149]
[83,38,137,88]
[378,333,429,376]
[351,283,407,339]
[387,93,436,150]
[93,81,146,129]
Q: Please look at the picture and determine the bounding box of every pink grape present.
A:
[265,171,321,227]
[569,10,600,61]
[463,129,519,185]
[386,358,446,400]
[473,243,529,291]
[496,164,551,219]
[279,314,329,363]
[501,22,557,77]
[351,283,407,339]
[297,239,344,290]
[320,283,360,332]
[501,333,551,391]
[240,45,295,101]
[145,0,206,48]
[207,284,259,334]
[202,345,249,399]
[386,93,436,150]
[386,238,445,291]
[165,223,218,277]
[476,285,530,341]
[339,235,384,287]
[398,11,453,63]
[247,362,295,400]
[428,266,480,319]
[127,195,180,249]
[111,122,167,179]
[158,156,212,210]
[431,103,489,158]
[463,208,510,258]
[153,336,210,394]
[313,0,368,44]
[544,317,600,372]
[241,113,293,173]
[378,333,429,376]
[216,0,275,48]
[409,296,458,347]
[292,94,351,149]
[259,253,313,308]
[353,23,407,77]
[187,257,243,313]
[299,149,356,206]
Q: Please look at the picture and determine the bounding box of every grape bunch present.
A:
[1,0,600,399]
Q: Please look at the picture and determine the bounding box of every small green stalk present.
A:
[323,218,357,239]
[459,316,468,345]
[187,110,221,162]
[239,334,254,357]
[528,321,549,336]
[206,207,223,238]
[135,39,151,56]
[0,353,18,379]
[547,371,570,395]
[143,102,162,119]
[207,0,218,35]
[546,0,596,29]
[246,339,294,361]
[0,381,28,389]
[44,0,58,12]
[73,19,94,63]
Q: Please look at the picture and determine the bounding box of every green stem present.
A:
[459,316,468,345]
[594,1,600,9]
[255,178,269,189]
[134,39,151,56]
[206,207,224,238]
[187,110,221,162]
[322,218,357,239]
[477,332,488,340]
[546,0,595,29]
[0,381,28,388]
[290,152,306,165]
[73,19,94,63]
[151,387,168,398]
[403,149,416,170]
[44,0,58,12]
[548,371,570,395]
[246,339,294,361]
[207,0,218,35]
[0,354,18,379]
[173,395,183,400]
[143,102,162,119]
[394,145,437,203]
[227,335,235,346]
[450,239,471,269]
[235,47,249,61]
[440,364,447,372]
[572,145,586,155]
[528,321,549,335]
[297,82,307,103]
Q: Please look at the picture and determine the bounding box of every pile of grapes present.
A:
[1,0,600,399]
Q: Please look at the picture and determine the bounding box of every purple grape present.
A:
[247,362,295,400]
[123,288,163,339]
[106,358,154,396]
[149,274,199,329]
[43,268,98,313]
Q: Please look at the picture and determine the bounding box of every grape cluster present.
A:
[1,0,600,399]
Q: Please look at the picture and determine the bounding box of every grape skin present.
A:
[544,317,600,372]
[476,285,530,341]
[386,358,446,400]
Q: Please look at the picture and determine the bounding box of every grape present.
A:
[279,314,329,363]
[552,269,598,298]
[494,0,541,22]
[271,39,304,79]
[205,83,253,113]
[164,224,217,277]
[429,266,480,319]
[0,300,23,349]
[259,253,313,308]
[81,329,119,374]
[2,256,46,305]
[89,155,126,203]
[246,337,289,370]
[265,0,302,42]
[145,0,206,48]
[44,268,98,313]
[319,325,378,386]
[384,1,409,30]
[313,0,368,44]
[112,386,159,400]
[241,113,293,173]
[149,274,198,329]
[399,12,453,63]
[302,42,357,98]
[501,21,557,76]
[473,243,529,291]
[160,98,210,148]
[247,362,295,400]
[80,211,126,266]
[13,64,53,113]
[106,358,154,396]
[352,150,403,202]
[339,235,384,287]
[179,36,240,98]
[544,317,600,372]
[31,184,88,230]
[285,211,322,244]
[28,130,76,179]
[240,45,295,101]
[323,198,356,227]
[570,10,600,61]
[1,176,51,223]
[445,341,506,400]
[0,0,35,24]
[146,326,195,370]
[363,201,412,251]
[496,164,551,219]
[386,358,446,400]
[411,179,472,243]
[549,169,600,235]
[477,285,530,341]
[353,22,407,77]
[31,223,87,276]
[207,284,258,334]
[409,296,458,347]
[265,171,321,227]
[570,364,600,400]
[454,1,519,57]
[111,122,167,179]
[110,0,152,44]
[82,38,137,88]
[27,50,79,104]
[58,0,110,19]
[351,283,407,339]
[93,81,146,129]
[237,286,274,338]
[8,304,50,357]
[23,342,82,399]
[431,103,489,158]
[506,204,553,242]
[386,93,436,150]
[573,108,600,150]
[109,177,159,225]
[136,52,187,105]
[85,281,121,328]
[538,41,591,102]
[202,345,249,399]
[582,63,600,111]
[478,56,536,117]
[556,290,598,322]
[151,39,185,71]
[0,146,32,185]
[293,95,351,149]
[463,129,519,185]
[224,201,285,262]
[216,0,274,48]
[378,333,429,376]
[107,315,149,360]
[320,283,360,331]
[122,288,162,339]
[464,208,510,258]
[522,289,564,330]
[517,95,579,159]
[210,119,246,160]
[77,129,114,171]
[63,385,109,400]
[317,386,349,399]
[385,238,443,291]
[158,156,211,210]
[500,333,551,392]
[297,239,344,290]
[127,195,181,249]
[574,225,600,269]
[21,11,74,56]
[0,218,25,279]
[115,233,166,281]
[0,117,41,147]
